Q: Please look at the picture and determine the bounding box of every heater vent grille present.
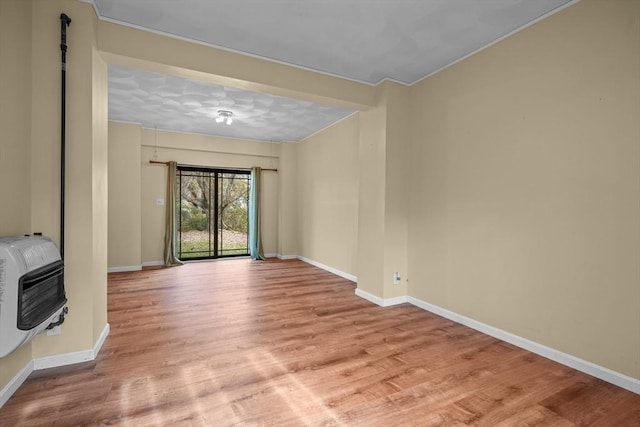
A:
[18,260,65,331]
[0,236,67,358]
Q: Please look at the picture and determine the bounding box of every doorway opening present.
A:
[177,166,250,260]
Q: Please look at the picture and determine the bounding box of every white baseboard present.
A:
[298,256,357,282]
[33,323,110,370]
[107,265,142,273]
[0,359,34,408]
[0,323,110,408]
[407,296,640,395]
[354,288,408,307]
[264,253,278,258]
[275,255,357,284]
[384,295,409,306]
[141,260,164,267]
[93,322,110,357]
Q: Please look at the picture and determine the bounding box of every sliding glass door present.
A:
[176,167,250,259]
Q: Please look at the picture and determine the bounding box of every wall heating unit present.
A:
[0,236,67,358]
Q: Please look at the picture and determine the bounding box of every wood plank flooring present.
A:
[1,259,638,426]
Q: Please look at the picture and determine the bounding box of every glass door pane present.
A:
[177,167,250,260]
[217,173,250,256]
[178,170,213,259]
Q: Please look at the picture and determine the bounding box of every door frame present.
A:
[176,165,251,260]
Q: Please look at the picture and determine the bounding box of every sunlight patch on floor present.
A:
[248,350,344,425]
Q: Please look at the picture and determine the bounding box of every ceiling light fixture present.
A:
[216,110,233,125]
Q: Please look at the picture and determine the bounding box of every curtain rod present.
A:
[148,160,277,172]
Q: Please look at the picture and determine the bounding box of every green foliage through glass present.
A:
[176,168,250,259]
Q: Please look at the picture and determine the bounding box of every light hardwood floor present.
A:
[1,259,639,425]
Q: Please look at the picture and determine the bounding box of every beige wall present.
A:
[108,122,142,268]
[137,128,280,263]
[356,82,411,298]
[277,143,299,257]
[0,0,32,237]
[30,0,107,358]
[91,48,109,341]
[0,0,33,389]
[1,0,109,388]
[408,0,640,379]
[296,115,359,276]
[380,82,410,299]
[356,99,386,296]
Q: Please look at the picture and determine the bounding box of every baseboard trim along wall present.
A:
[406,297,640,395]
[0,323,110,408]
[0,359,33,408]
[107,265,142,273]
[141,260,164,268]
[297,256,357,282]
[355,288,408,307]
[352,290,639,395]
[33,323,110,370]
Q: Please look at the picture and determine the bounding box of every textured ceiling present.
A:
[108,65,354,142]
[98,0,574,141]
[93,0,572,85]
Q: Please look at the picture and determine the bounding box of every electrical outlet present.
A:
[46,325,61,336]
[393,272,401,285]
[156,198,165,206]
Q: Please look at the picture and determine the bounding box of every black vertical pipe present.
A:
[60,13,71,259]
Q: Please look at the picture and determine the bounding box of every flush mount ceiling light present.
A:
[216,110,233,125]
